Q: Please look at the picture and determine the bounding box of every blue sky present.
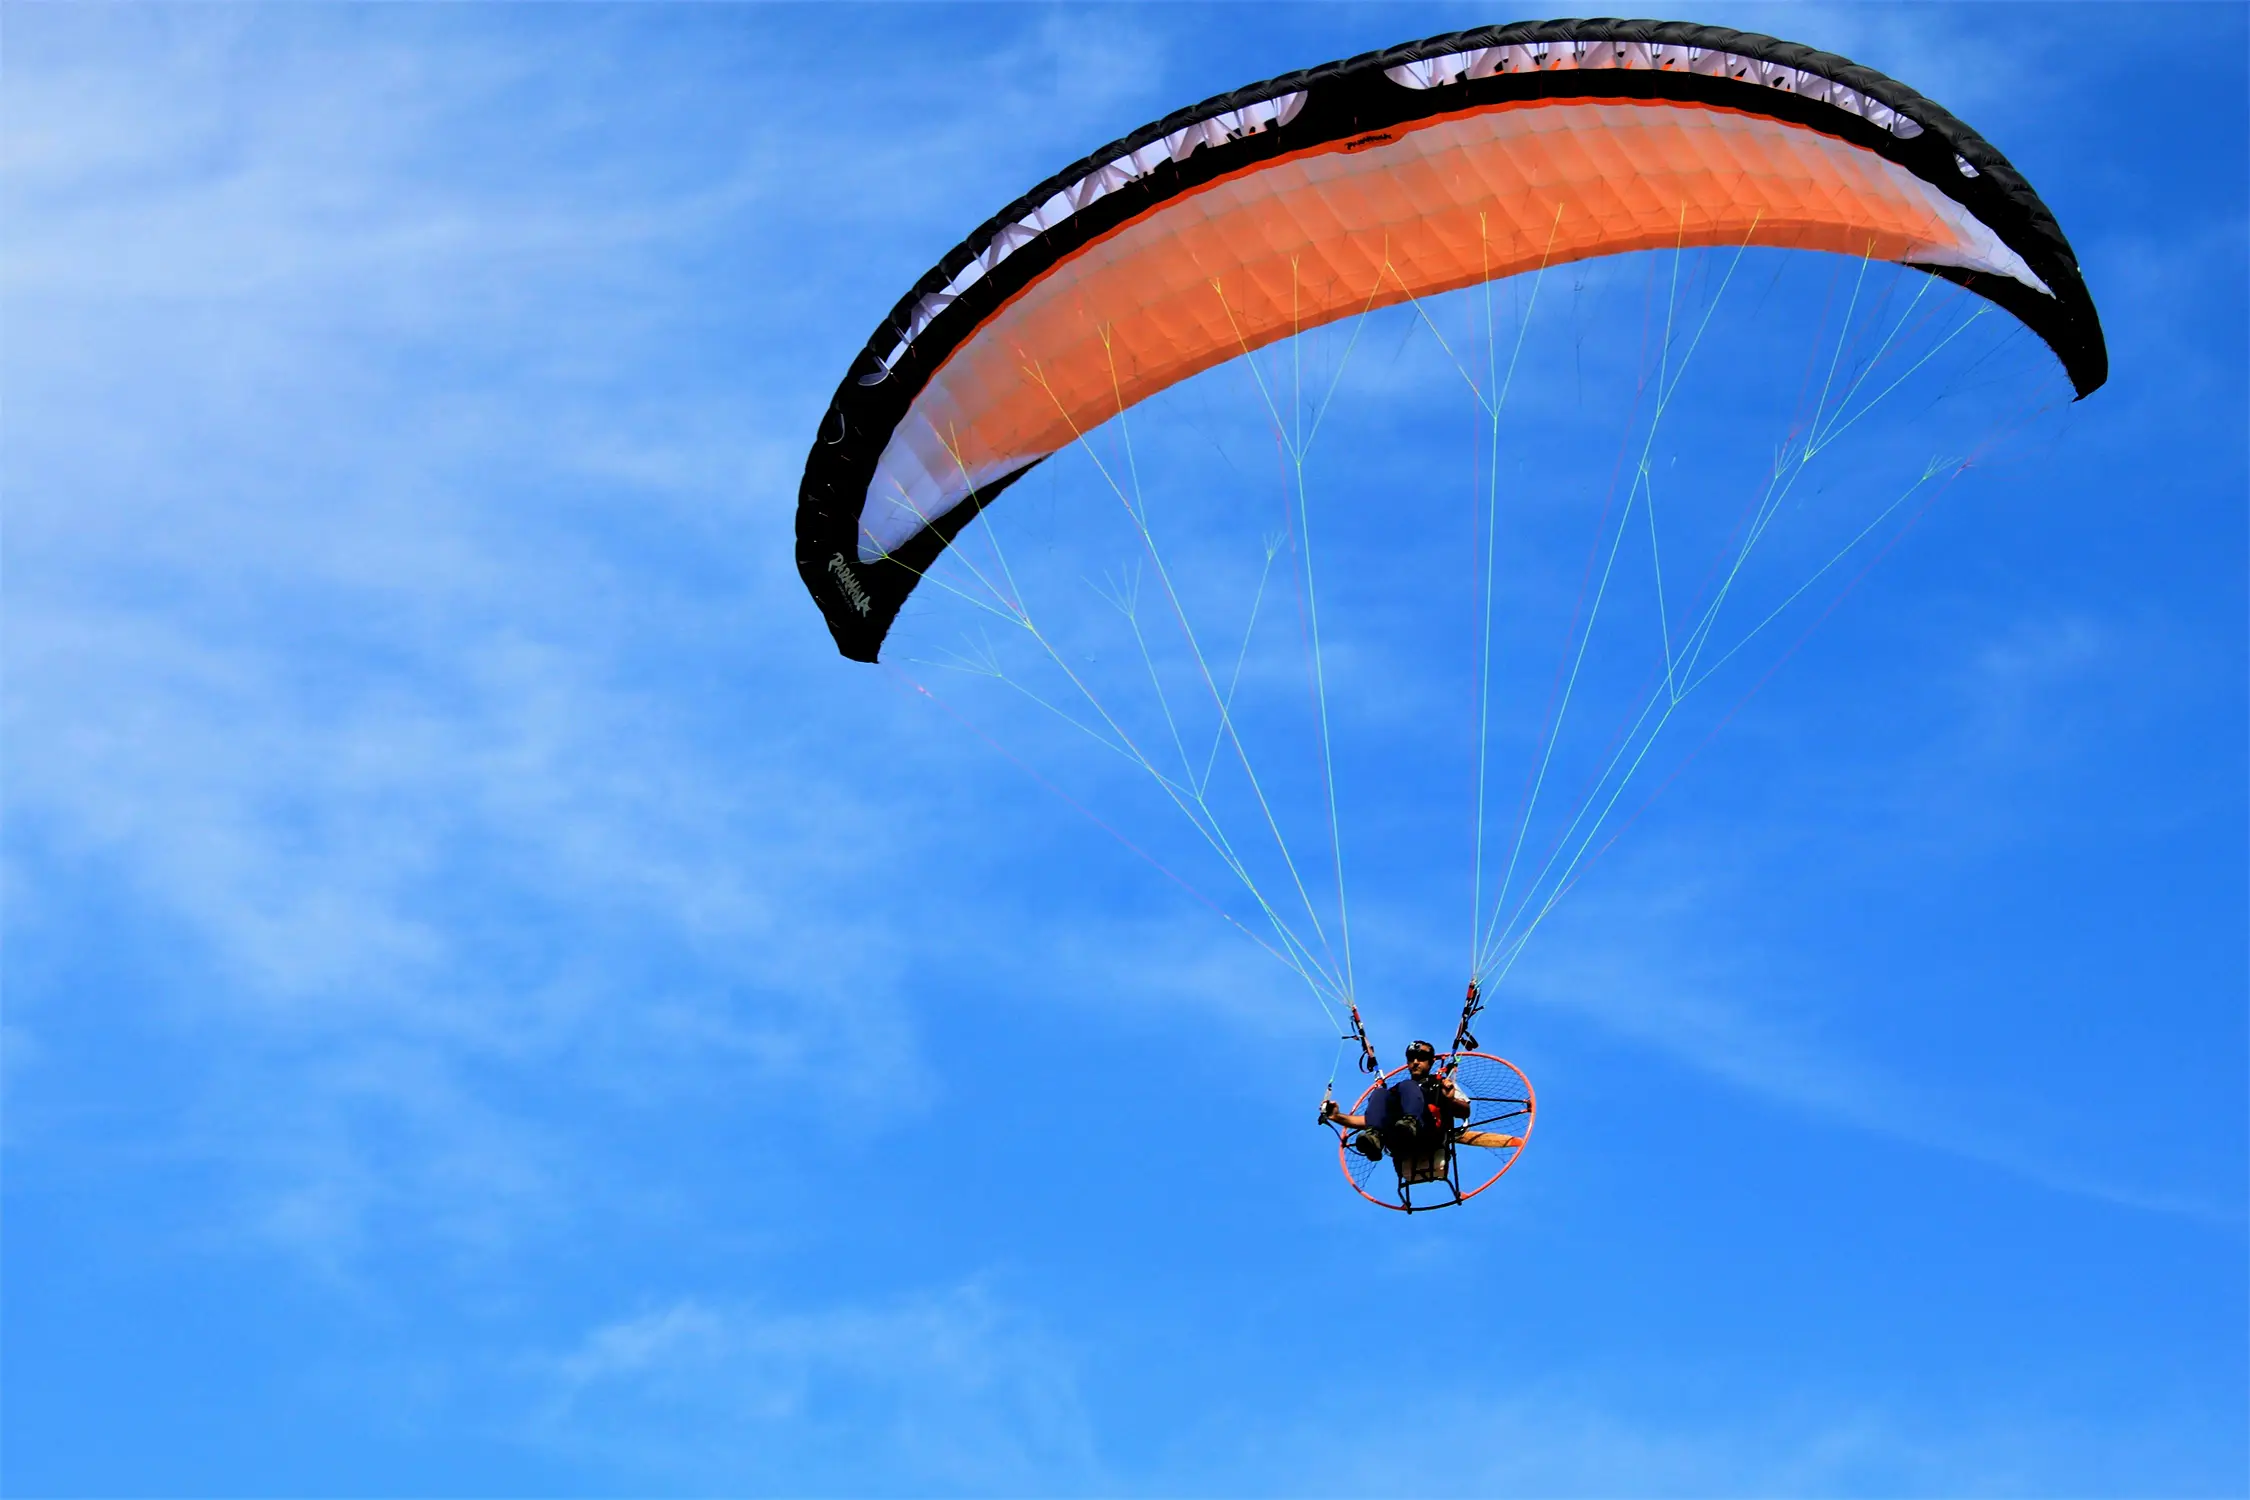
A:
[4,5,2243,1495]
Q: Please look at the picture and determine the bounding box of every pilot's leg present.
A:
[1353,1090,1395,1161]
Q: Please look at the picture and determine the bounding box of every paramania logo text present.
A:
[827,553,874,616]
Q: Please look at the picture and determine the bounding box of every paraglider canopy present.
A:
[797,17,2106,664]
[796,18,2110,1216]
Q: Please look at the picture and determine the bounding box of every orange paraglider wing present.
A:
[798,18,2104,662]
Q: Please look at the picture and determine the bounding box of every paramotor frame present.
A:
[1330,1051,1537,1213]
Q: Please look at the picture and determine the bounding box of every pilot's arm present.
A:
[1321,1098,1370,1129]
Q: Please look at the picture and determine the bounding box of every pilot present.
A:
[1321,1039,1470,1162]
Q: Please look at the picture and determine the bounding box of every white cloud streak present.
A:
[2,5,1185,1270]
[524,1284,1101,1494]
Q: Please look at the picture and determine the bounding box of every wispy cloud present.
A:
[1505,843,2242,1226]
[523,1283,1100,1494]
[1162,1374,2235,1498]
[4,6,1184,1269]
